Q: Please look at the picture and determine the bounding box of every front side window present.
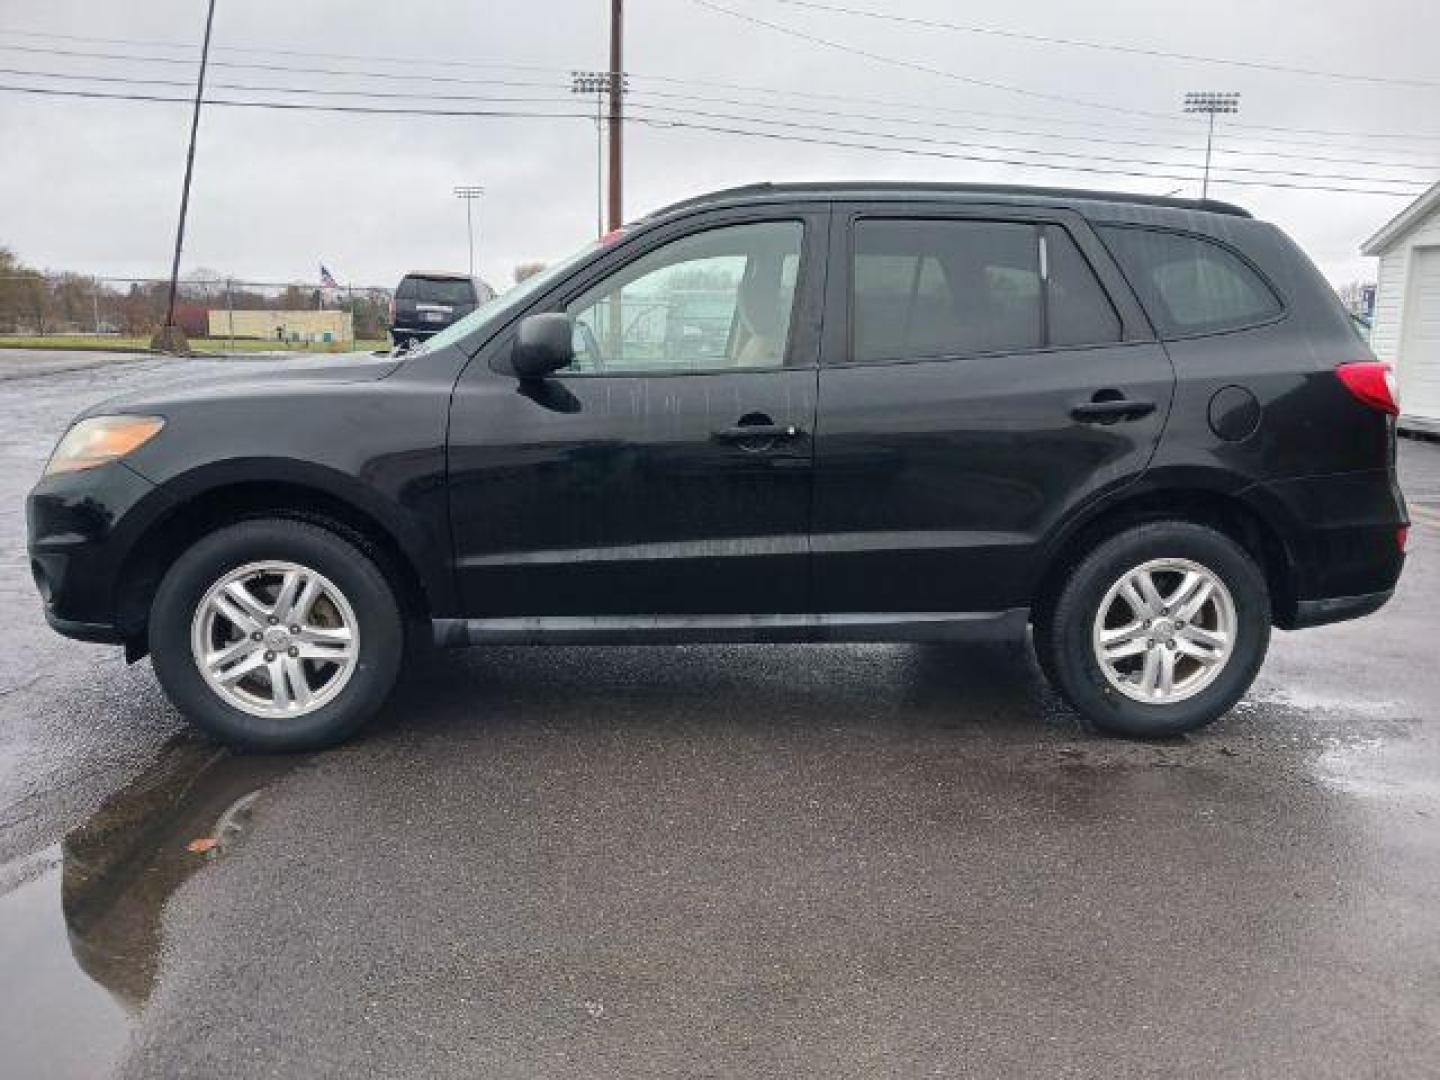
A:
[850,219,1121,363]
[565,221,803,374]
[1097,226,1282,337]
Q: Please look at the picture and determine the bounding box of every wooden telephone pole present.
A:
[606,0,624,232]
[161,0,218,343]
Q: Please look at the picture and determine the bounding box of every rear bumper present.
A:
[389,324,446,339]
[1241,468,1406,630]
[1288,589,1394,630]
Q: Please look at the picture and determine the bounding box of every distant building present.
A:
[1362,180,1440,434]
[207,309,353,343]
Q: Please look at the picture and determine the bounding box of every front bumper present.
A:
[27,461,175,643]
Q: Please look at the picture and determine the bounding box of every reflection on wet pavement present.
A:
[0,739,303,1079]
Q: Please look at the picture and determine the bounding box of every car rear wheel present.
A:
[1037,521,1270,737]
[149,519,404,751]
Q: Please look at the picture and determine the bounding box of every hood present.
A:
[83,354,402,417]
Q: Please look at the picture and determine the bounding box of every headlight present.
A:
[43,415,165,477]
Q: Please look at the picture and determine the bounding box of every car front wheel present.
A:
[1038,521,1271,738]
[149,519,404,751]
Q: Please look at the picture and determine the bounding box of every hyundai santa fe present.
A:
[27,183,1408,751]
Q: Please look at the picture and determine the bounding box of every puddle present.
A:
[0,740,304,1079]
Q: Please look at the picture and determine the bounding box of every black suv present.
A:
[388,272,494,349]
[28,183,1407,750]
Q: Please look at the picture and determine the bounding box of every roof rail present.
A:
[643,181,1252,220]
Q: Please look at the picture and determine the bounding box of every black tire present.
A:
[1037,521,1270,738]
[149,519,404,752]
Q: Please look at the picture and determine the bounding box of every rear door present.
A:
[813,203,1173,615]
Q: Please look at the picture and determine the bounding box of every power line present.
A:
[5,31,1440,152]
[685,0,1172,121]
[679,2,1440,146]
[0,81,1422,198]
[0,25,570,76]
[763,0,1440,90]
[4,65,1428,187]
[14,59,1436,173]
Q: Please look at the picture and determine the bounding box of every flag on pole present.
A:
[319,264,339,288]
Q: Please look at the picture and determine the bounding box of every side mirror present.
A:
[511,313,575,378]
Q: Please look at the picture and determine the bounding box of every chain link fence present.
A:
[0,273,395,351]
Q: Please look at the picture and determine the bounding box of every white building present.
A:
[1362,181,1440,434]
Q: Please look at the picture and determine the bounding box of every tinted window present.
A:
[853,220,1041,362]
[851,220,1123,361]
[1097,226,1282,336]
[1044,226,1121,347]
[402,277,475,305]
[565,221,803,373]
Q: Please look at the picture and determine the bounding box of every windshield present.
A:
[409,240,605,356]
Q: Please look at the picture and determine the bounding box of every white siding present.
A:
[1369,206,1440,425]
[1370,248,1406,363]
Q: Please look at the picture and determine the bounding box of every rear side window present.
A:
[851,219,1120,363]
[1097,226,1282,337]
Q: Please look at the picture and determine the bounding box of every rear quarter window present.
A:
[1097,226,1282,337]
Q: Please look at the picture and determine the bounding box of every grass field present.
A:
[0,334,389,354]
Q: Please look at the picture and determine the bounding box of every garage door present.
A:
[1401,247,1440,422]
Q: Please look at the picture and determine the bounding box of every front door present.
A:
[813,205,1175,615]
[448,211,827,618]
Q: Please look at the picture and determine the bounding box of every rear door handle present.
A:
[713,423,804,441]
[1071,398,1156,424]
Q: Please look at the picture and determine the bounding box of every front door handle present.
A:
[1071,397,1156,424]
[712,423,804,442]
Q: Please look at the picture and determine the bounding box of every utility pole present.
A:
[1183,91,1241,200]
[162,0,218,342]
[607,0,624,232]
[454,185,484,279]
[572,72,607,237]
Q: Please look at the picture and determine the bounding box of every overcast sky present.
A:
[1,0,1436,290]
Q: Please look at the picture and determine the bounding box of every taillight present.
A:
[1397,525,1409,552]
[1336,361,1399,415]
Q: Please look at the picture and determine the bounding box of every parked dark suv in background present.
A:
[28,183,1407,750]
[388,271,495,349]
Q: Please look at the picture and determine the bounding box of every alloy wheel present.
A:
[1091,558,1237,705]
[190,560,359,718]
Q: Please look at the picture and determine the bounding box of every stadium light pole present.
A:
[162,0,218,339]
[1183,91,1241,199]
[454,185,484,280]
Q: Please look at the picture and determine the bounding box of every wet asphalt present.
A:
[1,353,1438,1078]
